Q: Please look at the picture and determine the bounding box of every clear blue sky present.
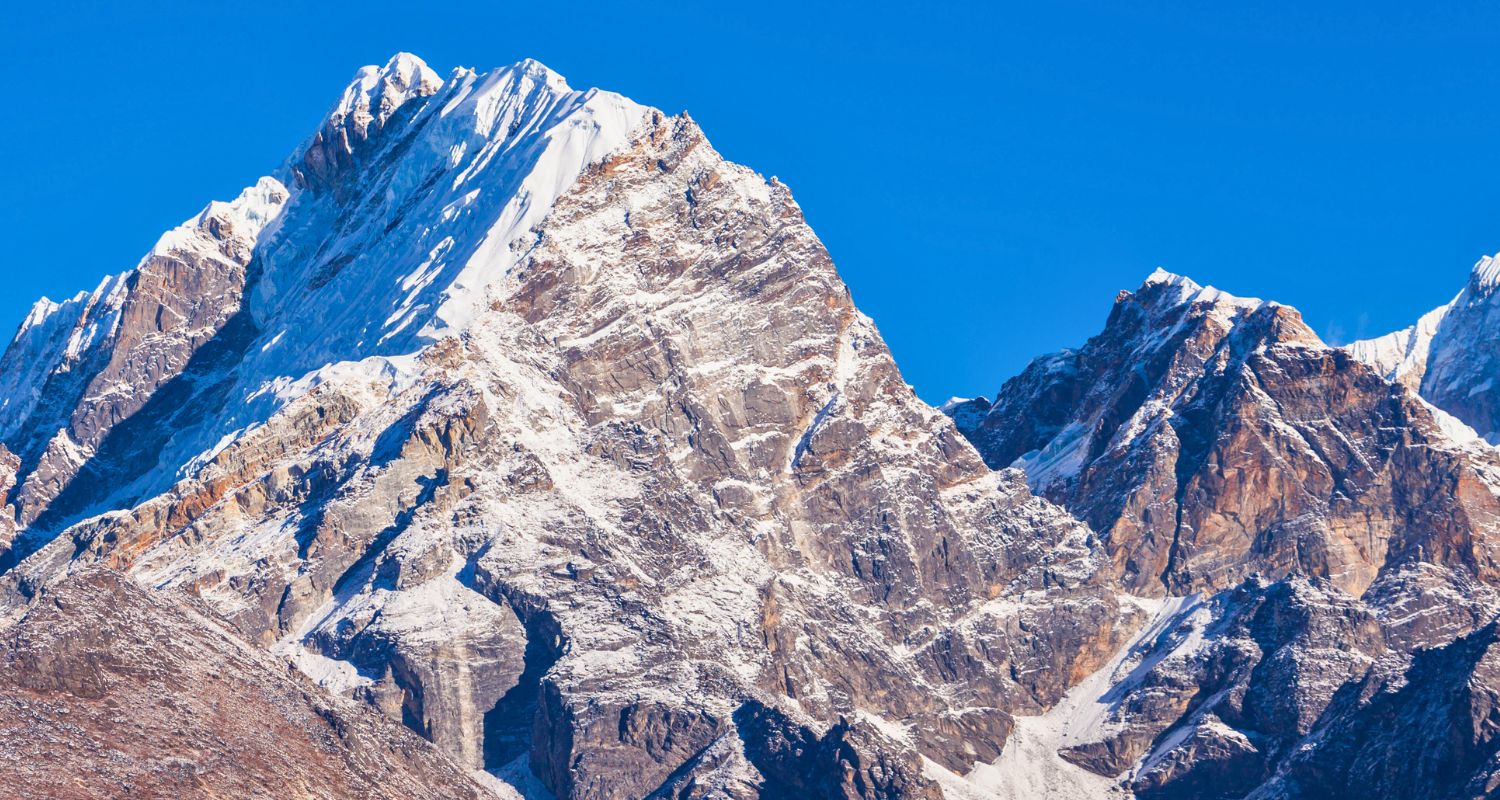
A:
[5,2,1500,403]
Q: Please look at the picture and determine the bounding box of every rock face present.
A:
[0,566,489,800]
[1254,619,1500,800]
[1047,571,1500,800]
[0,178,287,536]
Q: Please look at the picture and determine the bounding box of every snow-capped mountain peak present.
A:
[1347,250,1500,440]
[325,51,444,137]
[1137,267,1267,318]
[259,55,648,370]
[1467,252,1500,298]
[0,55,649,535]
[1141,265,1192,288]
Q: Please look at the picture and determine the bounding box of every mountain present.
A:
[0,54,1142,799]
[948,269,1500,798]
[950,269,1500,596]
[8,50,1500,800]
[1347,253,1500,442]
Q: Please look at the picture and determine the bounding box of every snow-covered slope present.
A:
[1344,303,1450,391]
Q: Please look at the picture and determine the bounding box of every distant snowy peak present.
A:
[1346,252,1500,384]
[1344,302,1450,391]
[1347,251,1500,440]
[1421,253,1500,441]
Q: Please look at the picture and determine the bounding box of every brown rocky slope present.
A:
[0,566,490,800]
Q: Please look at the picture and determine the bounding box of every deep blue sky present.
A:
[5,2,1499,402]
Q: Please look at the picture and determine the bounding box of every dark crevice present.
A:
[479,580,566,772]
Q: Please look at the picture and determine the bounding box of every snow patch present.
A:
[933,595,1204,800]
